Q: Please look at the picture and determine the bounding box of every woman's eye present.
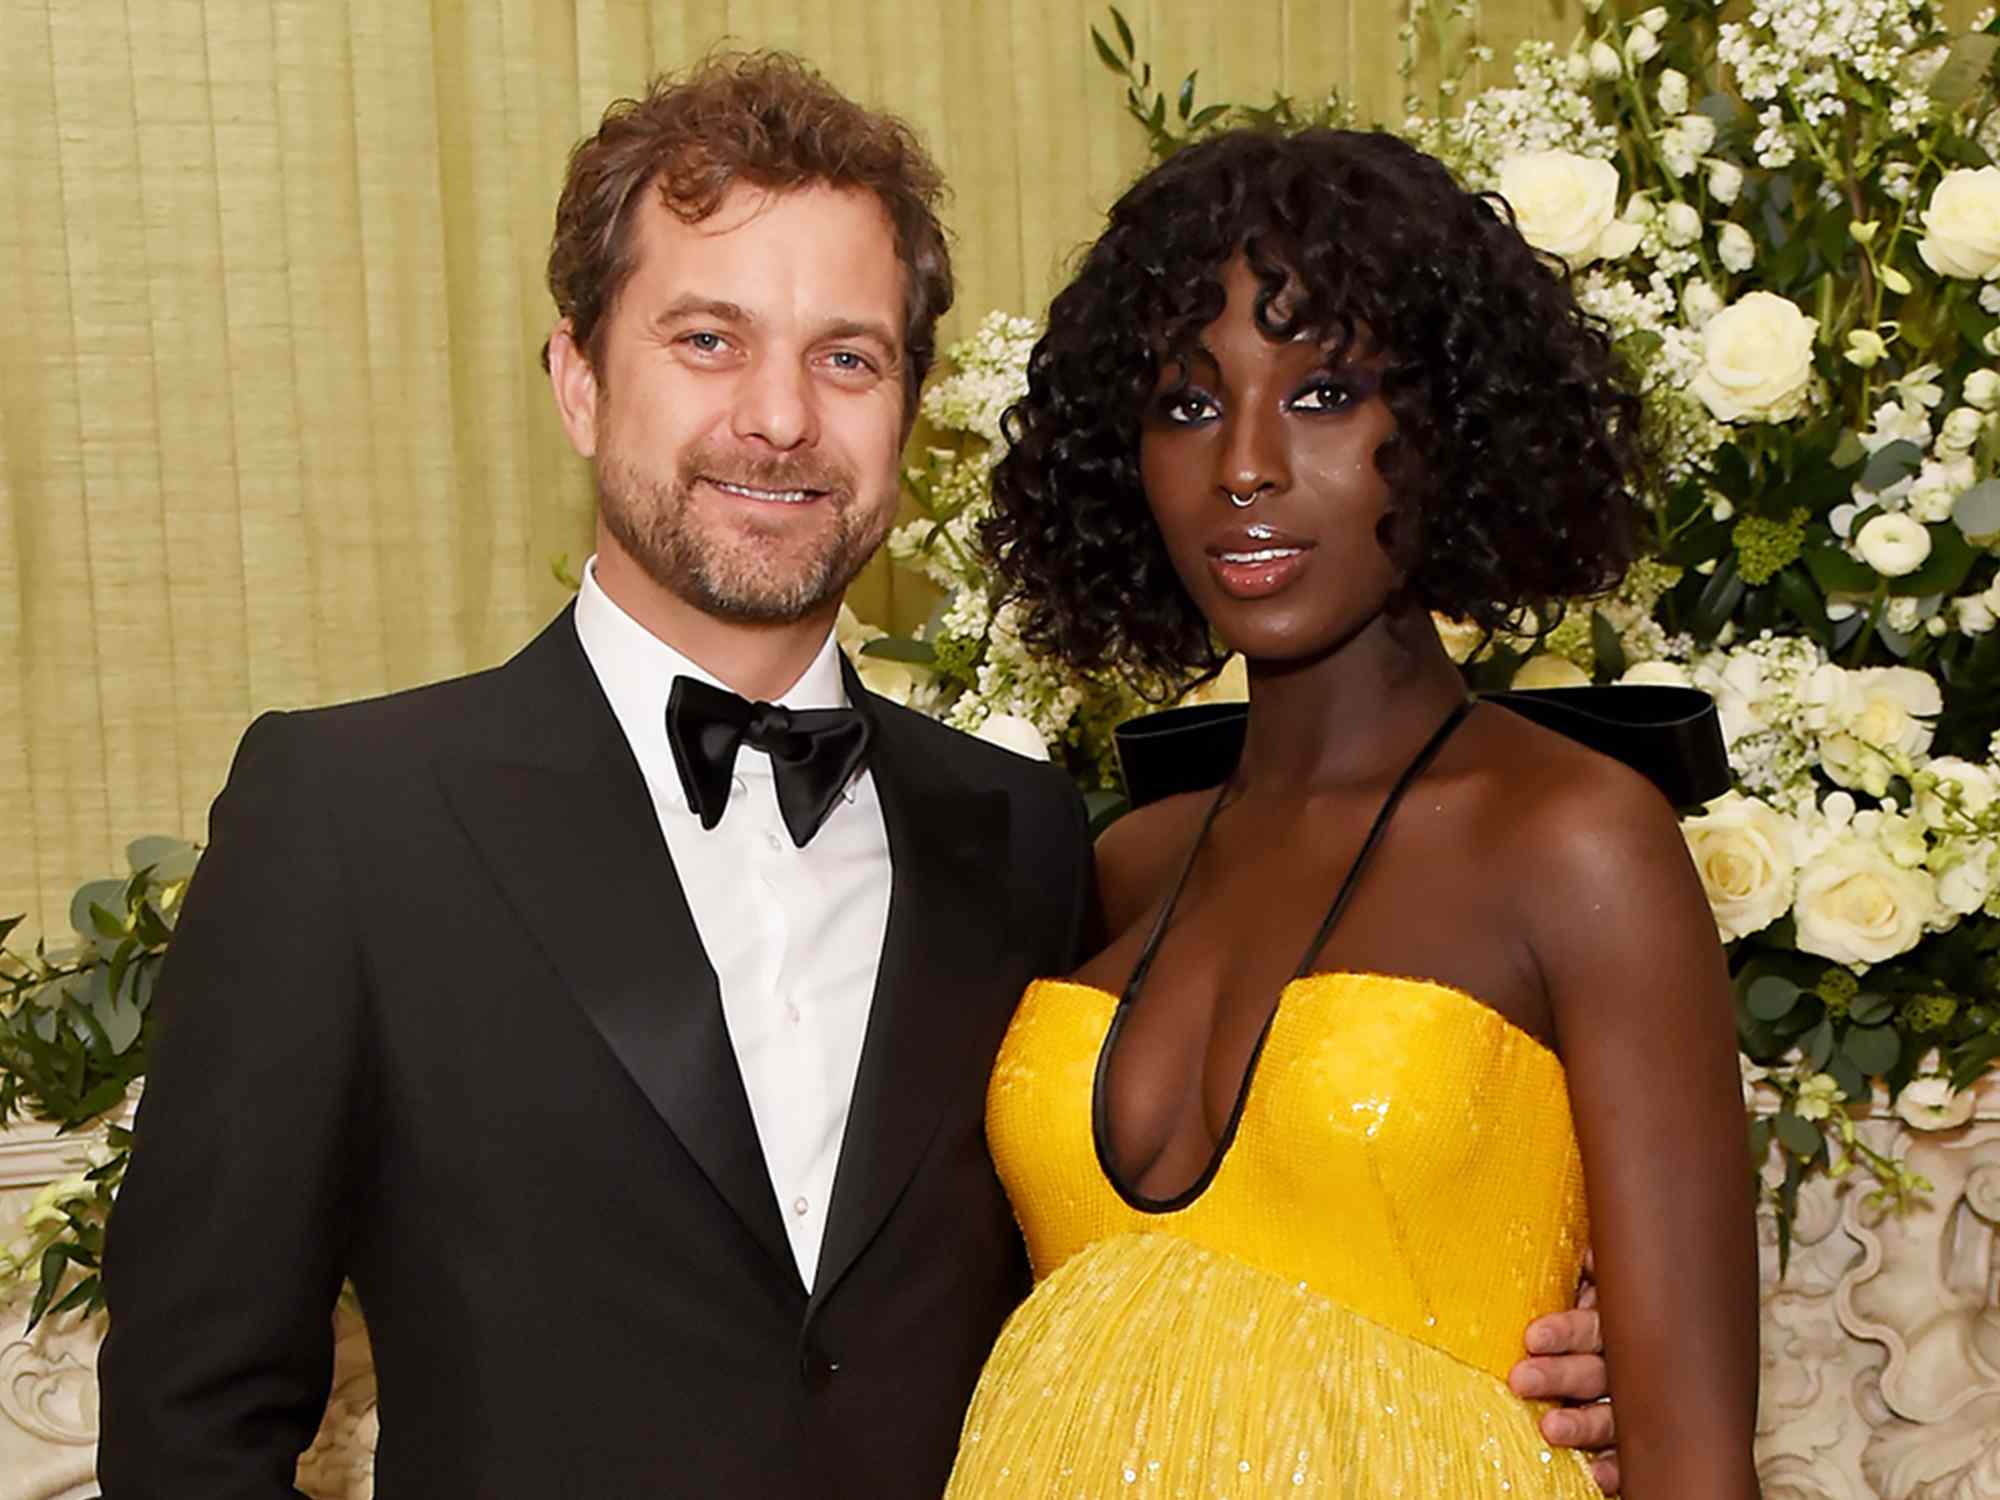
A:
[1161,391,1217,424]
[1290,379,1356,412]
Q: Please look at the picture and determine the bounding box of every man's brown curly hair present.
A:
[543,51,953,415]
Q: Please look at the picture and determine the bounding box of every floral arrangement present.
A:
[0,839,193,1325]
[879,0,2000,1257]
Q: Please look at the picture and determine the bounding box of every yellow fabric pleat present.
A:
[950,1233,1599,1499]
[3,0,1576,936]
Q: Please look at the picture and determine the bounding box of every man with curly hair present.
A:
[97,54,1619,1500]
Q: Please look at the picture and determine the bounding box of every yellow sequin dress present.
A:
[946,704,1598,1499]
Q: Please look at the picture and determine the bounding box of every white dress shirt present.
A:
[573,559,891,1291]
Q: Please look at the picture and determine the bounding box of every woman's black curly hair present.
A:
[984,127,1647,683]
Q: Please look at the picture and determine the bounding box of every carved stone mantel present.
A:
[3,1082,1997,1500]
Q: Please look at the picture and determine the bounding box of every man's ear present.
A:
[547,319,601,458]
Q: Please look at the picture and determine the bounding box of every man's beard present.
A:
[596,441,892,626]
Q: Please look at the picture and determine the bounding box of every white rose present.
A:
[1619,659,1692,686]
[1794,838,1937,966]
[1855,512,1933,577]
[1657,68,1689,115]
[1681,792,1799,941]
[1683,280,1723,327]
[1689,291,1818,423]
[1498,152,1630,267]
[1662,201,1702,246]
[1964,369,2000,410]
[1846,666,1943,755]
[1708,161,1745,205]
[1894,1075,1976,1131]
[1718,221,1756,272]
[1511,653,1591,690]
[971,713,1049,761]
[1918,166,2000,280]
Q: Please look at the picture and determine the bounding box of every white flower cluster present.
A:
[915,312,1039,447]
[1657,636,2000,965]
[869,311,1166,779]
[1569,268,1729,481]
[1718,0,1932,166]
[1420,41,1616,186]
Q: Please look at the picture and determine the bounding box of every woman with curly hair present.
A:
[943,129,1759,1500]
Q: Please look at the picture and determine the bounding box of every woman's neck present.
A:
[1234,607,1469,796]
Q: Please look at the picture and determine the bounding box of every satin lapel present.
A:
[437,613,796,1286]
[812,676,1012,1305]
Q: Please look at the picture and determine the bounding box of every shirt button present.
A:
[792,1196,810,1217]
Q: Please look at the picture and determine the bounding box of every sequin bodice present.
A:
[987,971,1589,1382]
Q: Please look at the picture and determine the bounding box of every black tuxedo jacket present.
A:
[97,607,1093,1499]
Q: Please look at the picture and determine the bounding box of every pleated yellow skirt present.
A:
[947,1233,1599,1499]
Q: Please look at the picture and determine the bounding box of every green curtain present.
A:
[1,0,1574,934]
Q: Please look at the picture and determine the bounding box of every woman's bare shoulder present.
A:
[1093,789,1216,938]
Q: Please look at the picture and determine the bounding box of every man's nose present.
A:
[731,355,817,451]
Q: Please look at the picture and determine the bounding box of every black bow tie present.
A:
[665,676,872,848]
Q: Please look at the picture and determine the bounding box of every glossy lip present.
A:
[1204,522,1315,599]
[700,476,829,507]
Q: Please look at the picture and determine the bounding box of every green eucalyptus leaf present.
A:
[1952,480,2000,541]
[1858,440,1923,493]
[1827,1052,1868,1101]
[1848,991,1894,1025]
[1773,1109,1824,1157]
[1929,32,1999,107]
[858,637,937,664]
[1843,1023,1901,1076]
[1746,973,1802,1021]
[68,881,124,941]
[1802,1016,1836,1071]
[125,836,197,883]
